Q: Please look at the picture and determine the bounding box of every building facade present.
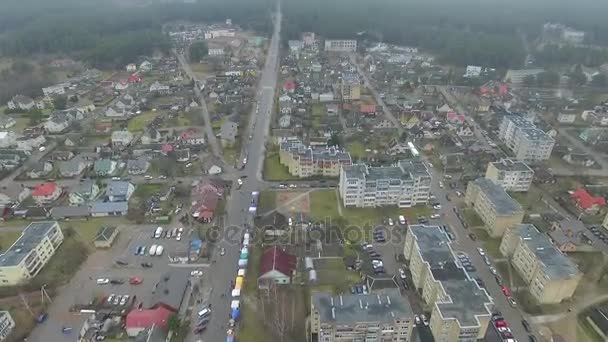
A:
[485,159,534,192]
[603,212,608,230]
[339,73,361,100]
[465,178,524,237]
[0,311,15,341]
[498,115,555,162]
[403,225,493,342]
[500,224,581,304]
[310,289,414,342]
[0,221,64,286]
[324,40,357,52]
[339,160,431,208]
[279,139,352,178]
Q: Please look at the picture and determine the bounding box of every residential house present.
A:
[278,115,291,128]
[7,95,35,111]
[0,132,17,148]
[324,39,357,52]
[94,226,119,249]
[0,117,16,129]
[32,182,62,204]
[0,311,15,341]
[360,104,376,115]
[258,246,297,289]
[126,63,137,72]
[179,128,205,145]
[175,148,190,162]
[141,127,162,145]
[579,128,608,145]
[220,121,238,147]
[95,121,113,134]
[149,81,170,95]
[557,112,577,124]
[50,206,90,220]
[500,224,581,304]
[571,188,606,214]
[111,130,134,147]
[42,83,68,97]
[456,125,474,137]
[90,201,128,217]
[498,115,555,162]
[26,161,53,179]
[563,152,596,167]
[603,212,608,230]
[15,134,46,151]
[44,115,71,133]
[126,307,173,337]
[127,158,150,175]
[191,180,224,222]
[436,104,453,114]
[581,110,608,126]
[105,181,135,202]
[59,156,90,177]
[115,94,135,111]
[105,106,129,119]
[93,159,118,176]
[139,61,153,72]
[339,73,360,100]
[69,181,100,205]
[50,151,74,161]
[319,92,334,102]
[282,81,296,93]
[446,111,465,125]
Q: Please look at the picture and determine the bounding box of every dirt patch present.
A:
[542,318,578,342]
[275,191,310,215]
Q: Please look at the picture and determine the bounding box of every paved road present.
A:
[176,53,221,158]
[191,4,281,342]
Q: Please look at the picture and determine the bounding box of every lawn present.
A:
[64,217,128,249]
[133,183,164,199]
[347,141,366,161]
[128,111,158,131]
[239,241,272,342]
[263,151,298,181]
[312,103,325,117]
[509,185,548,213]
[259,190,277,212]
[314,258,361,293]
[462,208,484,227]
[0,230,23,251]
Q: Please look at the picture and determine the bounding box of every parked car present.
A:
[399,268,407,280]
[477,247,485,256]
[129,277,143,285]
[468,233,477,241]
[96,278,110,285]
[414,316,421,326]
[521,319,531,332]
[120,295,130,306]
[141,262,153,268]
[508,297,517,307]
[501,285,511,297]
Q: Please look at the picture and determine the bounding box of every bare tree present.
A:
[267,284,291,342]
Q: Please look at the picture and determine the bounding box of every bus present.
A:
[248,191,259,215]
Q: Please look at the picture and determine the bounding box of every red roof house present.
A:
[191,180,224,222]
[360,104,377,115]
[257,246,297,289]
[32,182,62,204]
[125,307,173,337]
[571,188,606,212]
[161,143,174,154]
[282,80,296,93]
[446,111,465,125]
[128,74,142,83]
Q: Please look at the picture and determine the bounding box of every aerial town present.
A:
[0,1,607,342]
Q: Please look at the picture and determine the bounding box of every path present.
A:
[530,293,608,324]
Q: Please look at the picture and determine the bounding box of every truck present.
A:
[154,226,163,239]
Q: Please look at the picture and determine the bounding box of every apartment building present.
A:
[0,221,64,286]
[603,212,608,230]
[339,73,361,100]
[279,139,352,178]
[310,289,414,342]
[500,224,581,304]
[0,311,14,342]
[498,115,555,162]
[339,160,431,208]
[485,159,534,192]
[403,225,493,342]
[465,178,524,237]
[324,39,357,52]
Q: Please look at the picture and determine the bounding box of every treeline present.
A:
[0,61,50,103]
[535,44,608,67]
[0,0,273,68]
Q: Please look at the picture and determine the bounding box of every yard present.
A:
[313,258,361,293]
[0,229,23,251]
[461,208,484,228]
[127,111,158,131]
[346,141,367,161]
[65,217,129,249]
[263,151,298,181]
[133,183,165,199]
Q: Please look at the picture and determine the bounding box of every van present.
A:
[198,307,211,318]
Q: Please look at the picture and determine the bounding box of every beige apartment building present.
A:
[485,159,534,192]
[465,178,524,237]
[0,221,64,286]
[404,225,493,342]
[310,289,414,342]
[279,138,352,178]
[500,224,581,304]
[603,212,608,230]
[339,73,361,101]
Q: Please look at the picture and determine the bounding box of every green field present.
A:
[0,230,23,251]
[263,152,298,181]
[128,111,158,131]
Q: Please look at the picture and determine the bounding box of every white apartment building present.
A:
[485,159,534,192]
[0,311,15,341]
[498,115,555,162]
[324,39,357,52]
[339,160,431,208]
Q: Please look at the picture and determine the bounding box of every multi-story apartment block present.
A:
[603,212,608,230]
[279,139,352,178]
[324,39,357,52]
[0,221,64,286]
[465,178,524,237]
[339,160,431,208]
[339,73,360,101]
[485,159,534,192]
[311,289,414,342]
[498,115,555,162]
[0,311,14,341]
[500,224,581,304]
[403,225,493,342]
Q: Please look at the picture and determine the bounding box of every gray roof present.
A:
[144,269,190,310]
[106,181,131,197]
[503,115,554,143]
[280,139,352,163]
[59,156,87,175]
[221,121,238,140]
[95,226,117,242]
[0,221,59,267]
[490,159,533,173]
[471,178,523,216]
[410,225,492,327]
[312,288,412,325]
[71,180,96,195]
[50,206,90,218]
[127,158,149,170]
[91,201,128,213]
[343,159,430,183]
[513,224,580,280]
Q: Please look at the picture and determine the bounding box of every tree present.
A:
[189,41,209,62]
[522,75,536,87]
[53,95,68,110]
[567,68,587,87]
[535,71,560,87]
[28,108,43,125]
[592,73,608,87]
[328,132,342,147]
[168,315,181,332]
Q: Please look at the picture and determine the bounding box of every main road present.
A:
[192,3,281,341]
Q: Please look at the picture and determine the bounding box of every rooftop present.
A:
[343,159,430,183]
[280,139,352,163]
[513,224,580,280]
[312,288,413,325]
[95,226,117,242]
[0,221,60,267]
[503,115,554,142]
[144,269,190,311]
[471,178,523,216]
[490,159,533,173]
[409,225,453,267]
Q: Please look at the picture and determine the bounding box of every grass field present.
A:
[263,152,298,181]
[64,217,129,249]
[0,230,23,251]
[128,111,158,131]
[347,141,367,161]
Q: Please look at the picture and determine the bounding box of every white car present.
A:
[439,181,444,188]
[191,270,204,277]
[237,178,243,187]
[489,267,497,275]
[185,163,193,168]
[387,218,394,226]
[144,175,153,180]
[158,175,167,179]
[120,295,130,306]
[399,268,407,279]
[477,247,485,256]
[430,214,440,219]
[38,146,46,152]
[433,204,442,210]
[96,278,110,285]
[176,233,182,241]
[178,227,184,233]
[414,315,421,326]
[111,177,121,180]
[220,247,226,256]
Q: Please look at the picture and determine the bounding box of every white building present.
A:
[7,95,35,111]
[42,83,69,97]
[126,63,137,72]
[0,132,17,148]
[485,159,534,192]
[562,28,585,44]
[465,65,482,78]
[324,39,357,52]
[498,115,555,162]
[208,48,225,56]
[339,159,431,208]
[0,311,15,341]
[557,112,577,124]
[111,130,134,146]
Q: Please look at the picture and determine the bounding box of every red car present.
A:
[501,285,511,297]
[494,320,507,328]
[129,277,143,285]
